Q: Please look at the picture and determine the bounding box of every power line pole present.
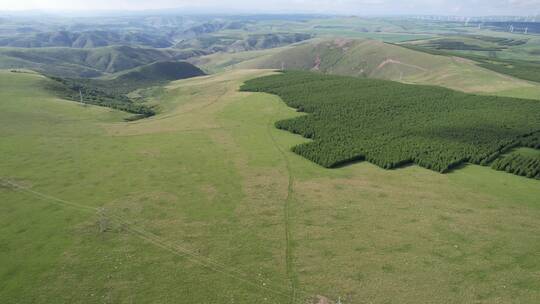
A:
[79,88,88,107]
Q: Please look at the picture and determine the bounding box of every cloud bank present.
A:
[0,0,539,16]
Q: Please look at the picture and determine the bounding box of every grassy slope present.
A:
[1,69,539,303]
[236,38,540,95]
[87,61,206,95]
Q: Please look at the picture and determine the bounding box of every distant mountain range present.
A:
[0,45,206,77]
[0,30,173,48]
[175,33,312,52]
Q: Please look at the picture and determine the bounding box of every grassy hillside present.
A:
[1,69,539,303]
[0,46,204,77]
[237,38,540,94]
[43,61,205,118]
[92,61,206,94]
[400,42,540,84]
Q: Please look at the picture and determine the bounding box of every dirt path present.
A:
[376,59,428,72]
[266,110,297,304]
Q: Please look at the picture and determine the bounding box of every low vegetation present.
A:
[401,43,540,83]
[241,71,540,177]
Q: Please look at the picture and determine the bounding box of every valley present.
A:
[1,11,539,304]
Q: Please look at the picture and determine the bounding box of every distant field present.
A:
[401,37,540,83]
[1,69,539,303]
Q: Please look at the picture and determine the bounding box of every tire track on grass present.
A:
[266,106,298,304]
[1,178,295,300]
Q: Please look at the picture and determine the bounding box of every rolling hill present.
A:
[0,30,173,48]
[96,61,206,94]
[46,61,205,118]
[0,45,206,77]
[175,33,312,53]
[236,38,540,94]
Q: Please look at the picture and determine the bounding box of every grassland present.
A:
[1,69,540,303]
[235,38,540,95]
[400,41,540,83]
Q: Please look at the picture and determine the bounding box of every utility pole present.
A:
[79,89,88,107]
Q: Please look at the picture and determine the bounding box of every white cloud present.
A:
[0,0,538,15]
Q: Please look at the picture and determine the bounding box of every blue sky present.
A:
[0,0,539,16]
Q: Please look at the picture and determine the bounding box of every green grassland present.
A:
[189,45,295,74]
[235,38,540,95]
[1,69,540,303]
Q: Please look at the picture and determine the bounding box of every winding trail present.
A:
[266,108,297,304]
[376,58,428,72]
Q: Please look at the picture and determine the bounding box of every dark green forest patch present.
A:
[491,149,540,179]
[423,39,505,51]
[241,71,540,178]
